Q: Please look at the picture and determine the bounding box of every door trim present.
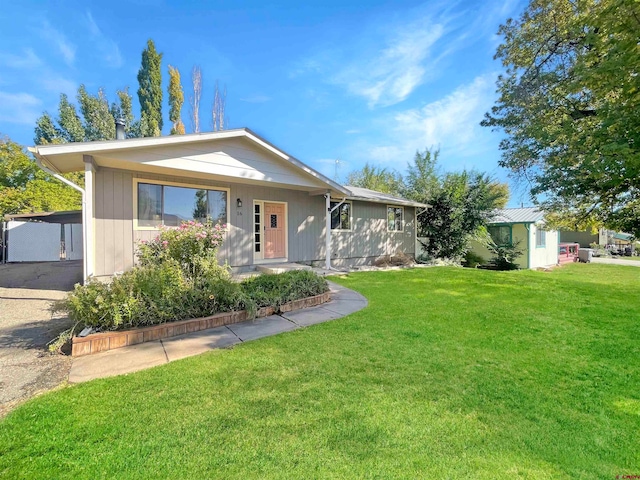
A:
[253,200,288,263]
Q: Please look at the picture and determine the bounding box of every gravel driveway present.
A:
[0,261,81,417]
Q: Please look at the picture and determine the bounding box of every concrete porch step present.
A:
[255,263,312,275]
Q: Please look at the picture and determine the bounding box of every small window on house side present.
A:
[387,206,404,232]
[536,229,546,247]
[330,201,351,230]
[488,225,511,246]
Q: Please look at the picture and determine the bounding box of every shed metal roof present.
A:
[3,210,82,224]
[489,207,544,224]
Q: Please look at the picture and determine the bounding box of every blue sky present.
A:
[0,0,530,205]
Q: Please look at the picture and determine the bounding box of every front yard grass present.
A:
[1,264,639,478]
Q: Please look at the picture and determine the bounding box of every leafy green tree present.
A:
[482,0,640,235]
[0,138,82,217]
[34,87,140,144]
[137,39,163,137]
[402,148,440,203]
[78,85,115,141]
[346,163,404,195]
[34,113,61,145]
[404,148,509,259]
[168,65,185,135]
[415,171,509,259]
[58,94,85,143]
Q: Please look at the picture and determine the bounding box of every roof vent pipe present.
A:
[115,118,126,140]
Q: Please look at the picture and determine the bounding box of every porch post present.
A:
[325,193,331,270]
[83,155,95,280]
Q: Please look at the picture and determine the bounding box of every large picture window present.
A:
[137,182,228,227]
[387,206,404,232]
[331,201,351,230]
[488,225,511,246]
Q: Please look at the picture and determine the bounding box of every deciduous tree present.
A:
[482,0,640,235]
[346,163,404,195]
[0,138,82,217]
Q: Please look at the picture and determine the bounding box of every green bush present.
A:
[57,219,329,336]
[462,251,485,268]
[57,269,328,333]
[488,241,524,270]
[241,270,329,307]
[59,262,190,330]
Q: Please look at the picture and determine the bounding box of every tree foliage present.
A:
[482,0,640,235]
[403,148,509,259]
[137,39,163,137]
[78,85,115,141]
[34,87,139,145]
[346,163,404,195]
[0,138,82,217]
[168,66,185,135]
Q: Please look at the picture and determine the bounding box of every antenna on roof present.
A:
[334,159,341,182]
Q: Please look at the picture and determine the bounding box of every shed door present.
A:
[264,203,285,259]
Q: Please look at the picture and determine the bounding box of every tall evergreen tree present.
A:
[167,65,185,135]
[137,39,163,137]
[33,113,61,145]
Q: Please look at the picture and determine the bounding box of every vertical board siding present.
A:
[94,167,417,276]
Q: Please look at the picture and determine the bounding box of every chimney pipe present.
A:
[115,118,126,140]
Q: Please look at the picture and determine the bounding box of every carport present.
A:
[1,210,82,263]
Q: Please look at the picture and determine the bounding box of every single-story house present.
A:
[29,128,427,281]
[470,207,559,269]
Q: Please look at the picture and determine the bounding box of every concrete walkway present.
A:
[69,281,367,383]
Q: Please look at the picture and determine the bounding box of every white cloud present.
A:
[333,23,445,108]
[394,73,495,152]
[0,92,42,125]
[354,73,499,170]
[0,48,42,69]
[41,21,76,66]
[85,12,123,68]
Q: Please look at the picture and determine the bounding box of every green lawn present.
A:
[1,264,639,479]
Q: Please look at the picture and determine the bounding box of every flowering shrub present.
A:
[53,218,328,348]
[137,220,229,280]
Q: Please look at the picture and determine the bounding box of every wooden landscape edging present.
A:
[71,291,331,357]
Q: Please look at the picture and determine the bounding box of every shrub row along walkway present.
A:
[69,281,367,383]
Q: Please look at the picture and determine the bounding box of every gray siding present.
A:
[93,167,416,276]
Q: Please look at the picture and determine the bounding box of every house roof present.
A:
[29,128,350,197]
[344,186,428,208]
[489,207,544,224]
